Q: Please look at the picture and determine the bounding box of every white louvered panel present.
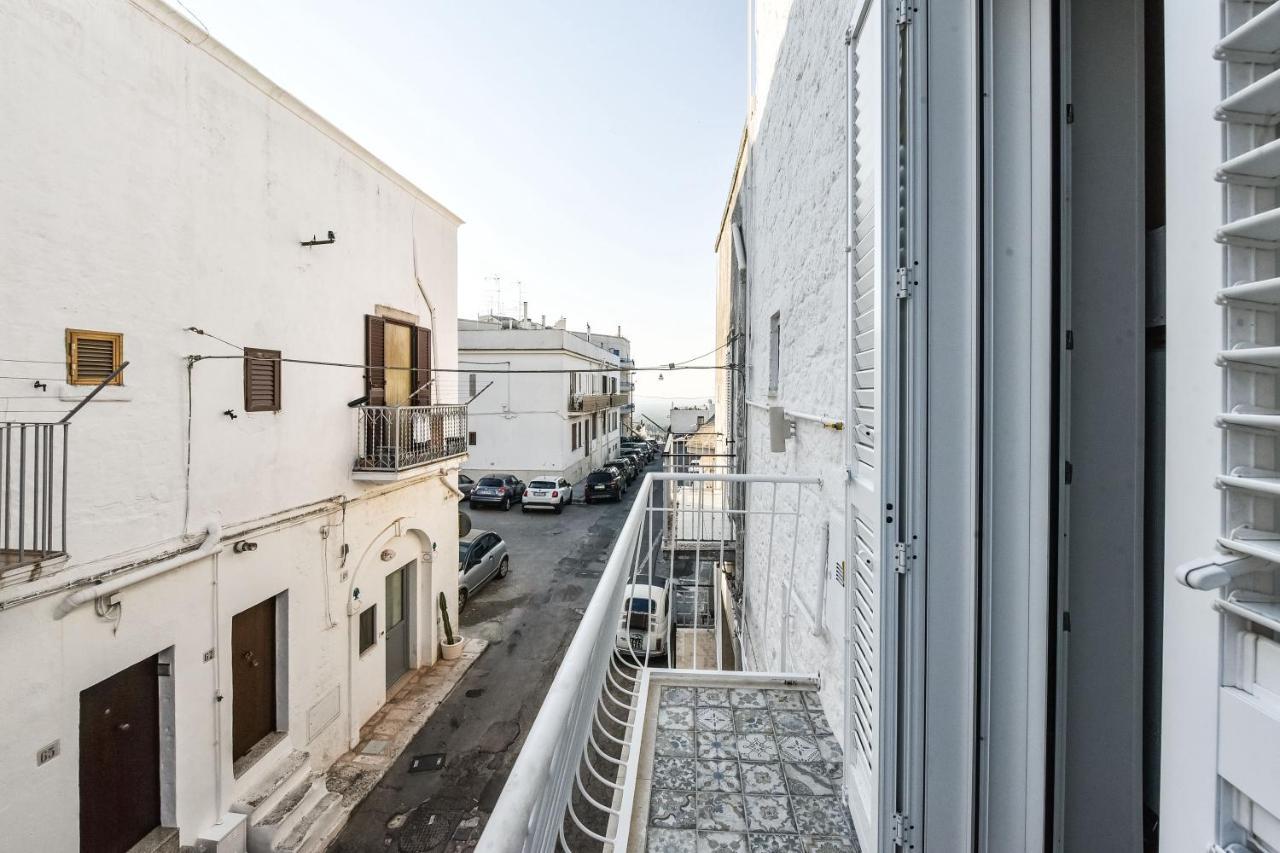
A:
[1212,4,1280,847]
[845,0,882,829]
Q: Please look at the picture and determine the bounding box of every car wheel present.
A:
[521,505,528,513]
[497,557,509,578]
[503,497,511,511]
[459,588,469,610]
[554,504,562,514]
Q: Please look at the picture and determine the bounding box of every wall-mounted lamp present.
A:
[232,540,258,553]
[380,548,396,562]
[301,230,336,247]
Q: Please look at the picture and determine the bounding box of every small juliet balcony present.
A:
[353,404,468,481]
[1,421,69,573]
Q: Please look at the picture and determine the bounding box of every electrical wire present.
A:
[665,334,739,367]
[184,327,243,351]
[189,353,732,374]
[0,357,65,365]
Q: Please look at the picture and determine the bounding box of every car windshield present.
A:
[529,480,556,489]
[458,542,471,562]
[477,477,503,487]
[626,598,655,613]
[587,472,613,484]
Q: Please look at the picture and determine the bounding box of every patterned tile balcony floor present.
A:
[632,679,861,853]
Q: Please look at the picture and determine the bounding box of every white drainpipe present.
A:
[53,521,223,619]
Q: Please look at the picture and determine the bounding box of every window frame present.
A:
[66,328,124,386]
[243,346,282,413]
[768,310,782,397]
[358,605,377,654]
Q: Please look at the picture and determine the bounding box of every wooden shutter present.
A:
[66,329,123,386]
[365,315,386,406]
[412,326,432,405]
[243,348,281,412]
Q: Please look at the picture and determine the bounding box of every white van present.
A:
[615,578,673,660]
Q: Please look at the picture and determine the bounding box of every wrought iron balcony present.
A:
[353,404,468,478]
[1,422,68,573]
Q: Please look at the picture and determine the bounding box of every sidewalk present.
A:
[319,638,489,847]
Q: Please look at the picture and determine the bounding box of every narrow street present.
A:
[330,466,652,852]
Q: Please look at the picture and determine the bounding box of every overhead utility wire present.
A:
[188,353,732,374]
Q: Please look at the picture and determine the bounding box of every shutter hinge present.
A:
[895,267,911,300]
[896,0,914,27]
[1065,329,1074,350]
[893,542,913,574]
[1064,461,1073,484]
[891,812,914,846]
[1066,103,1075,124]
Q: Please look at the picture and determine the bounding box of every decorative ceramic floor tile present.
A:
[790,797,852,837]
[740,761,788,795]
[697,707,734,732]
[776,735,820,763]
[697,792,749,831]
[801,692,826,714]
[697,687,732,707]
[734,710,774,734]
[809,713,833,736]
[744,794,796,833]
[649,828,698,853]
[814,734,842,764]
[660,706,696,731]
[737,733,780,762]
[654,756,697,790]
[747,835,805,852]
[801,835,860,853]
[651,789,698,829]
[825,761,844,785]
[696,759,742,793]
[765,689,806,711]
[729,688,767,709]
[698,831,748,852]
[697,732,738,760]
[782,762,836,797]
[662,687,697,707]
[772,711,814,734]
[656,730,697,758]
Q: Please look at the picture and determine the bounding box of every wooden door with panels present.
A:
[231,596,277,761]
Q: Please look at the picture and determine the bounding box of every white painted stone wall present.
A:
[0,0,461,848]
[723,0,856,813]
[459,327,622,483]
[669,405,715,436]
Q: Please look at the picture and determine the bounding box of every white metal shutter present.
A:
[1189,6,1280,850]
[845,0,883,835]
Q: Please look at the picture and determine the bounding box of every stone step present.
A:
[275,791,343,853]
[127,826,180,853]
[247,776,325,853]
[232,750,311,826]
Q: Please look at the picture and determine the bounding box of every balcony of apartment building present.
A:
[352,403,469,481]
[0,420,69,574]
[478,465,860,852]
[569,392,624,414]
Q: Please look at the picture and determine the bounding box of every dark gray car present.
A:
[458,529,509,608]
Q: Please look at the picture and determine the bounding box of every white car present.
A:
[521,476,574,513]
[616,579,672,659]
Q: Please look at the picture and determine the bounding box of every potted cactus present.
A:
[439,591,464,660]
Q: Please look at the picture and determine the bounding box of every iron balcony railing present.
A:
[353,404,468,473]
[1,422,69,572]
[478,470,825,852]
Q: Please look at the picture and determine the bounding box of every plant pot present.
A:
[440,638,464,661]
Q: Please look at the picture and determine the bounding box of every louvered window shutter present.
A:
[67,329,123,386]
[243,347,281,412]
[844,0,883,830]
[412,326,432,405]
[365,315,386,406]
[1190,8,1280,850]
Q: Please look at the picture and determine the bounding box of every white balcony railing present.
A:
[478,470,824,853]
[353,404,468,473]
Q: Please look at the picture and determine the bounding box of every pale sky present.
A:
[179,0,746,408]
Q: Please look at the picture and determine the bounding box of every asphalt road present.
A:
[329,465,652,853]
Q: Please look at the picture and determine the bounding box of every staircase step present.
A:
[127,826,180,853]
[275,792,343,853]
[232,751,311,824]
[247,777,325,853]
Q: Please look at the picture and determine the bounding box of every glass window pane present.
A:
[387,571,405,628]
[359,605,377,653]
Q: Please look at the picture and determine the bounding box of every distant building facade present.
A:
[668,403,715,436]
[460,318,624,483]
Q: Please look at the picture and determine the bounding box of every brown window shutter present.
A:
[243,347,281,412]
[365,315,386,405]
[66,329,124,386]
[412,326,432,405]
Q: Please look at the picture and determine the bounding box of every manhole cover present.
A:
[408,753,446,774]
[399,810,460,852]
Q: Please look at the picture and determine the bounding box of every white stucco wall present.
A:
[0,0,461,847]
[459,328,622,483]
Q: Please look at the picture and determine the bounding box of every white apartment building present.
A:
[459,318,624,484]
[668,403,715,436]
[0,2,465,852]
[481,2,1280,853]
[570,328,637,435]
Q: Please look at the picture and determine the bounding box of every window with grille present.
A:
[66,329,123,386]
[243,347,281,412]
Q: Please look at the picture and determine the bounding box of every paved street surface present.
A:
[329,466,653,853]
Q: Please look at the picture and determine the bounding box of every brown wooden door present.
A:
[232,596,276,760]
[79,655,161,853]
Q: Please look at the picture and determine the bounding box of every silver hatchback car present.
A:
[457,529,509,608]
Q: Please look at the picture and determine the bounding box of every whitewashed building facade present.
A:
[459,319,624,484]
[0,2,464,851]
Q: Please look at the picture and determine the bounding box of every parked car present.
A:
[523,476,573,513]
[622,450,647,472]
[621,443,651,465]
[605,457,637,485]
[615,578,673,659]
[584,468,624,503]
[469,475,525,509]
[457,529,509,608]
[458,473,475,501]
